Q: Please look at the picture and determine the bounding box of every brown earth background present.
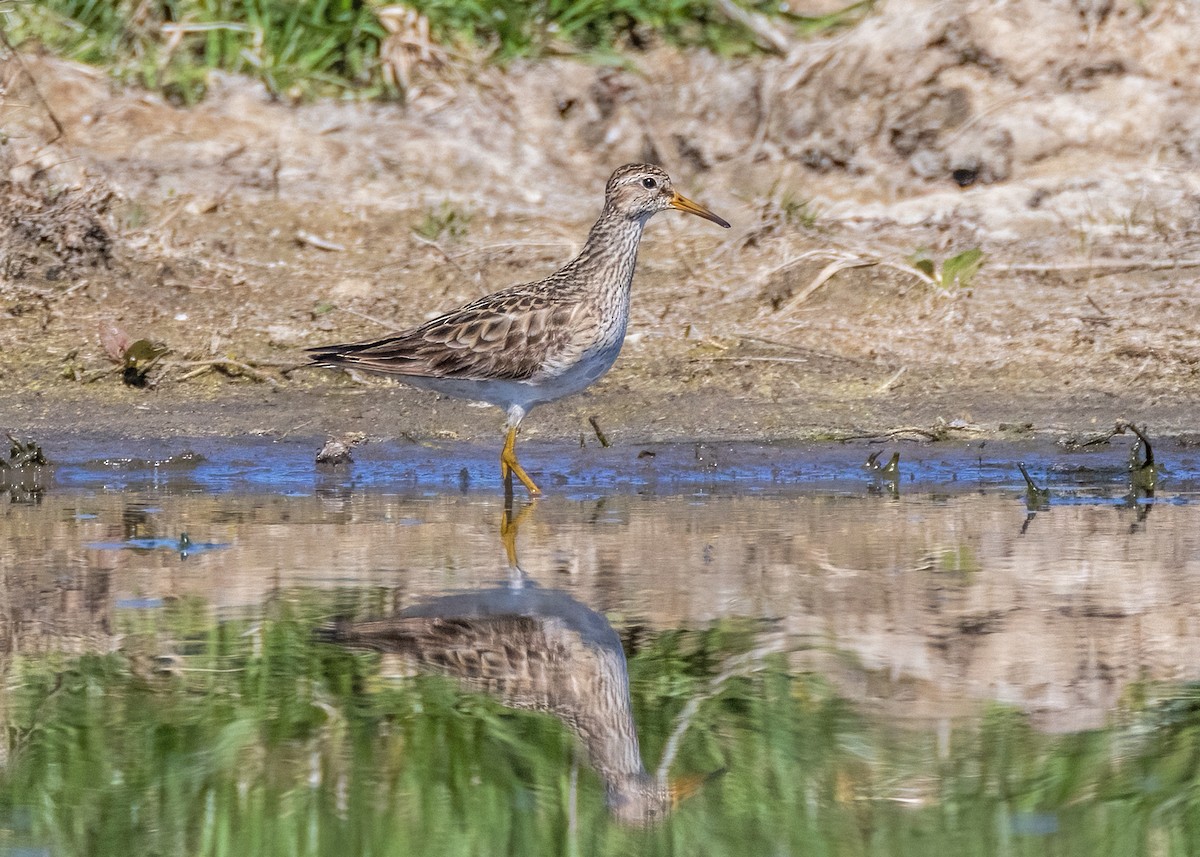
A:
[2,0,1199,446]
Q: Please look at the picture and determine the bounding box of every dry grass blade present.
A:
[711,0,791,53]
[411,232,470,277]
[775,255,875,315]
[173,358,280,387]
[655,636,788,781]
[377,5,463,103]
[873,365,907,394]
[295,231,345,252]
[702,355,812,365]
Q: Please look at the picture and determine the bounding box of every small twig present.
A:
[1114,421,1154,467]
[775,257,875,315]
[278,418,318,439]
[758,248,849,279]
[830,422,981,442]
[455,241,576,258]
[701,355,811,365]
[295,231,345,252]
[1075,431,1116,447]
[884,259,937,286]
[151,199,190,231]
[711,0,791,53]
[868,428,942,441]
[172,359,280,388]
[941,93,1032,146]
[339,307,403,332]
[411,232,470,277]
[587,416,610,448]
[874,365,907,394]
[1017,462,1043,493]
[744,64,777,163]
[81,366,122,384]
[731,335,876,368]
[1085,295,1112,319]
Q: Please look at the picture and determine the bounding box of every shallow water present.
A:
[2,438,1200,855]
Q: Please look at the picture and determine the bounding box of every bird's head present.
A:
[604,164,730,229]
[606,769,721,827]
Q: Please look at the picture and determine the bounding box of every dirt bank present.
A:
[2,0,1198,446]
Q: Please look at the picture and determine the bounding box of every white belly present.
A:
[398,336,626,414]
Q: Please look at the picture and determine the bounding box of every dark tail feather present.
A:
[313,618,421,654]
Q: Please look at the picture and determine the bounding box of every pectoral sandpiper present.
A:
[308,164,730,494]
[325,583,700,825]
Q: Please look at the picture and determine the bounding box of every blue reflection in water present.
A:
[86,534,230,558]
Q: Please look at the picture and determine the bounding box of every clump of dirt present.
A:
[0,39,119,284]
[0,178,116,281]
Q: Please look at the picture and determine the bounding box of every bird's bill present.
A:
[669,768,727,806]
[670,191,731,228]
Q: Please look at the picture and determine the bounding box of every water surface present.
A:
[2,439,1199,855]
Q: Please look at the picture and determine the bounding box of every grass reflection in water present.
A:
[5,485,1200,855]
[3,591,1200,856]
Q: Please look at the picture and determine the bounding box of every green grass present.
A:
[3,594,1200,856]
[910,247,986,292]
[3,0,872,103]
[6,0,390,103]
[414,201,473,242]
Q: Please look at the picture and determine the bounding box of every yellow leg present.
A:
[500,425,540,496]
[499,496,537,568]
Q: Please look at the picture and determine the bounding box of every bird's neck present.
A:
[575,682,647,786]
[565,208,650,295]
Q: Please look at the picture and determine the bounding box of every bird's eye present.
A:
[642,177,657,189]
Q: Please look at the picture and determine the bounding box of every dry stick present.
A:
[456,241,577,257]
[752,251,935,314]
[757,248,852,280]
[587,416,610,448]
[940,93,1032,147]
[887,259,937,284]
[278,417,318,439]
[81,366,122,384]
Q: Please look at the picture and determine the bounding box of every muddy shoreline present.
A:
[0,368,1190,447]
[3,1,1199,445]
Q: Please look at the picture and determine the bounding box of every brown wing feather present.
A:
[308,285,581,382]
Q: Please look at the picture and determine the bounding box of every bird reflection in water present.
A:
[324,499,704,826]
